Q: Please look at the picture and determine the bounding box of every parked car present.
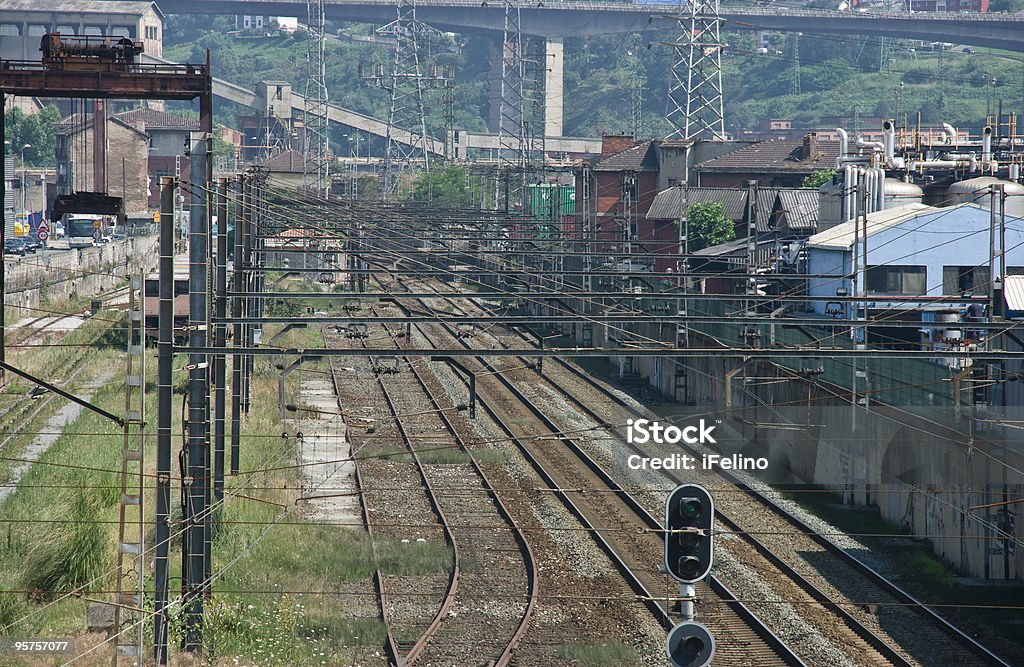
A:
[23,236,41,252]
[13,237,36,254]
[4,239,25,256]
[54,222,65,238]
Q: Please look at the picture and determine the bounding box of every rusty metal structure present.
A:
[39,33,144,71]
[0,37,212,665]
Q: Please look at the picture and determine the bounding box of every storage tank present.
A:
[883,178,923,208]
[946,176,1024,216]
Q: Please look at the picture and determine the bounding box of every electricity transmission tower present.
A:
[304,0,330,196]
[497,0,545,211]
[665,0,725,140]
[367,0,449,199]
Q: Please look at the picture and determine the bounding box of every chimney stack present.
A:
[601,133,636,158]
[802,133,818,161]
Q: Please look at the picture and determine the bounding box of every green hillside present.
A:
[162,14,1024,145]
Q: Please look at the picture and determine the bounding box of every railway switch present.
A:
[664,484,714,584]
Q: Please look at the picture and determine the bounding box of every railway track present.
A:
[409,279,1010,667]
[377,278,804,666]
[326,319,537,667]
[0,307,123,452]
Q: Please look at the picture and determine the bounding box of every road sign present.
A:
[665,484,714,583]
[92,220,102,229]
[666,622,715,667]
[37,229,48,241]
[37,221,49,233]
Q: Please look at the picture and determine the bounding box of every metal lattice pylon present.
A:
[497,1,546,212]
[304,0,330,196]
[665,0,725,140]
[371,0,447,199]
[112,275,146,665]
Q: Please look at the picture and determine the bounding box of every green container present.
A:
[526,184,575,221]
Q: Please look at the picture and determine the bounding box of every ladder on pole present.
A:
[112,274,146,665]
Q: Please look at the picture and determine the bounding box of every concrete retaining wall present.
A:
[4,233,159,315]
[567,315,1024,582]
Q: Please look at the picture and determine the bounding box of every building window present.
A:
[866,265,927,294]
[942,265,990,295]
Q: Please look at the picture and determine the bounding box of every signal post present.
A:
[664,484,716,667]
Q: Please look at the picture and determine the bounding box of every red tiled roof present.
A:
[593,141,658,172]
[695,138,840,173]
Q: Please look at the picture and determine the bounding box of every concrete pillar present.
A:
[488,41,503,134]
[545,37,563,139]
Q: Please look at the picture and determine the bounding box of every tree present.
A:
[3,105,60,167]
[683,202,734,253]
[802,169,837,189]
[411,165,470,207]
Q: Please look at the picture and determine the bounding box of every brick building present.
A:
[56,113,149,215]
[112,108,198,208]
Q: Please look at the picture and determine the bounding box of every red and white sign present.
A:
[37,229,48,241]
[37,221,49,234]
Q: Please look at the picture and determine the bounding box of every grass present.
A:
[556,640,643,666]
[0,310,461,664]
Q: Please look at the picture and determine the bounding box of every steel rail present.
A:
[335,329,463,666]
[419,281,1012,666]
[375,312,538,666]
[475,309,1014,667]
[395,281,804,666]
[551,356,1013,667]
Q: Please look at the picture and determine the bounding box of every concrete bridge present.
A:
[150,0,1024,145]
[156,1,1024,50]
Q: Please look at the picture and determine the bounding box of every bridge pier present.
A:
[545,36,563,140]
[486,36,564,146]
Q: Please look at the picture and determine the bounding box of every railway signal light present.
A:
[664,484,714,584]
[666,621,715,667]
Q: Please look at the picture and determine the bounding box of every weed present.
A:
[556,640,642,665]
[23,488,111,597]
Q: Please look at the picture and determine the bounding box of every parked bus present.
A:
[66,214,103,248]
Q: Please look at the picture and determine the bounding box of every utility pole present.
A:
[153,177,174,664]
[792,33,801,96]
[181,122,211,651]
[303,0,329,197]
[213,179,228,501]
[666,0,725,140]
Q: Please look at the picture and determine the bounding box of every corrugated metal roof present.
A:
[647,186,749,221]
[776,189,819,231]
[115,108,199,130]
[1005,275,1024,316]
[805,203,934,250]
